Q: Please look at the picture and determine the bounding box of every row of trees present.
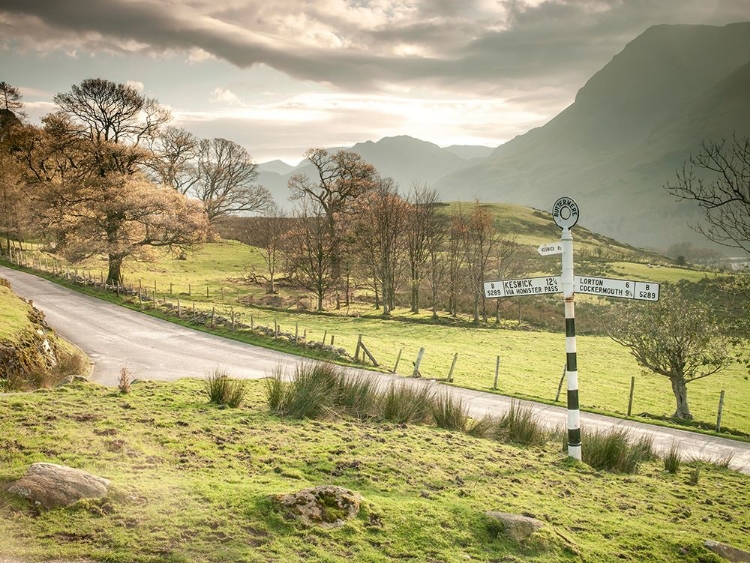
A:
[0,79,276,284]
[239,151,519,318]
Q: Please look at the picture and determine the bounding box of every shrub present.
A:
[337,372,378,419]
[467,415,497,439]
[431,393,469,431]
[265,363,339,419]
[663,443,681,473]
[495,401,545,446]
[265,367,285,412]
[118,367,132,394]
[380,382,433,424]
[582,427,652,474]
[205,368,247,408]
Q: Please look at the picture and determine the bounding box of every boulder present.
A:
[486,511,544,542]
[274,485,361,528]
[7,463,109,509]
[705,540,750,563]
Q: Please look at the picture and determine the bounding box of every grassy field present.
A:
[0,379,748,563]
[4,241,749,437]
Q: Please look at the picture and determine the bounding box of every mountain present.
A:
[257,159,296,175]
[434,22,750,247]
[442,145,495,160]
[257,136,484,207]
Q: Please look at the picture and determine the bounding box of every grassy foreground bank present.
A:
[0,379,748,563]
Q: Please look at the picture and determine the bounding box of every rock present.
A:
[7,463,110,509]
[274,485,361,528]
[705,540,750,562]
[486,511,544,542]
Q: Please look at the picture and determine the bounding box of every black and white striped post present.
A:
[553,197,581,461]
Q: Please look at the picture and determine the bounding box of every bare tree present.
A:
[605,286,732,420]
[194,137,272,223]
[237,203,289,294]
[665,135,750,252]
[284,203,337,312]
[53,78,170,176]
[406,184,442,313]
[288,148,376,286]
[355,178,409,316]
[466,202,501,323]
[424,201,449,320]
[147,126,199,194]
[447,205,469,317]
[0,81,26,120]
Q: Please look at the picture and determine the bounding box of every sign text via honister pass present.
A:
[482,197,660,461]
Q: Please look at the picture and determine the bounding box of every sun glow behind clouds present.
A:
[173,90,553,161]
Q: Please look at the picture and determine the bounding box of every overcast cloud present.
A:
[1,0,749,162]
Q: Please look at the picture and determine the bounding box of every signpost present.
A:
[483,197,660,461]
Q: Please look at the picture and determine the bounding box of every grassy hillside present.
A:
[0,379,748,563]
[0,281,34,341]
[0,277,87,389]
[7,206,747,435]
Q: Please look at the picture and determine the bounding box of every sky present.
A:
[1,0,749,165]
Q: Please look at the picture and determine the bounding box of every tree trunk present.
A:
[107,255,123,286]
[670,376,693,420]
[316,291,324,312]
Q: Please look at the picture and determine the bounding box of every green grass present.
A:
[0,379,748,563]
[4,255,749,438]
[0,282,35,342]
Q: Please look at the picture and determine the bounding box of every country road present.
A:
[2,265,749,474]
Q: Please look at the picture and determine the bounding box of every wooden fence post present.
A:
[448,353,458,382]
[330,335,335,346]
[192,302,196,322]
[412,348,425,378]
[493,356,501,390]
[295,322,299,344]
[250,314,254,330]
[188,283,192,296]
[716,390,725,432]
[206,285,209,299]
[211,305,215,328]
[392,348,402,373]
[355,334,363,361]
[627,376,636,417]
[323,330,328,345]
[231,307,235,331]
[177,298,181,318]
[554,366,566,402]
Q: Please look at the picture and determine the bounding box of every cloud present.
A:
[209,87,241,104]
[1,0,748,97]
[172,89,555,162]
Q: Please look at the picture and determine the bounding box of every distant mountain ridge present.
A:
[255,22,750,248]
[435,22,750,247]
[256,136,487,206]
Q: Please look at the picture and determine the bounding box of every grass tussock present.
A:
[495,400,546,446]
[583,427,655,474]
[265,363,339,419]
[664,442,681,474]
[430,393,469,431]
[205,367,248,408]
[381,382,434,424]
[336,372,379,419]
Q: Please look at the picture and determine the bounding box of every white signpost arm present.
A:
[560,227,581,461]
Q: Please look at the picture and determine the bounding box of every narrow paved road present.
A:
[2,265,749,474]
